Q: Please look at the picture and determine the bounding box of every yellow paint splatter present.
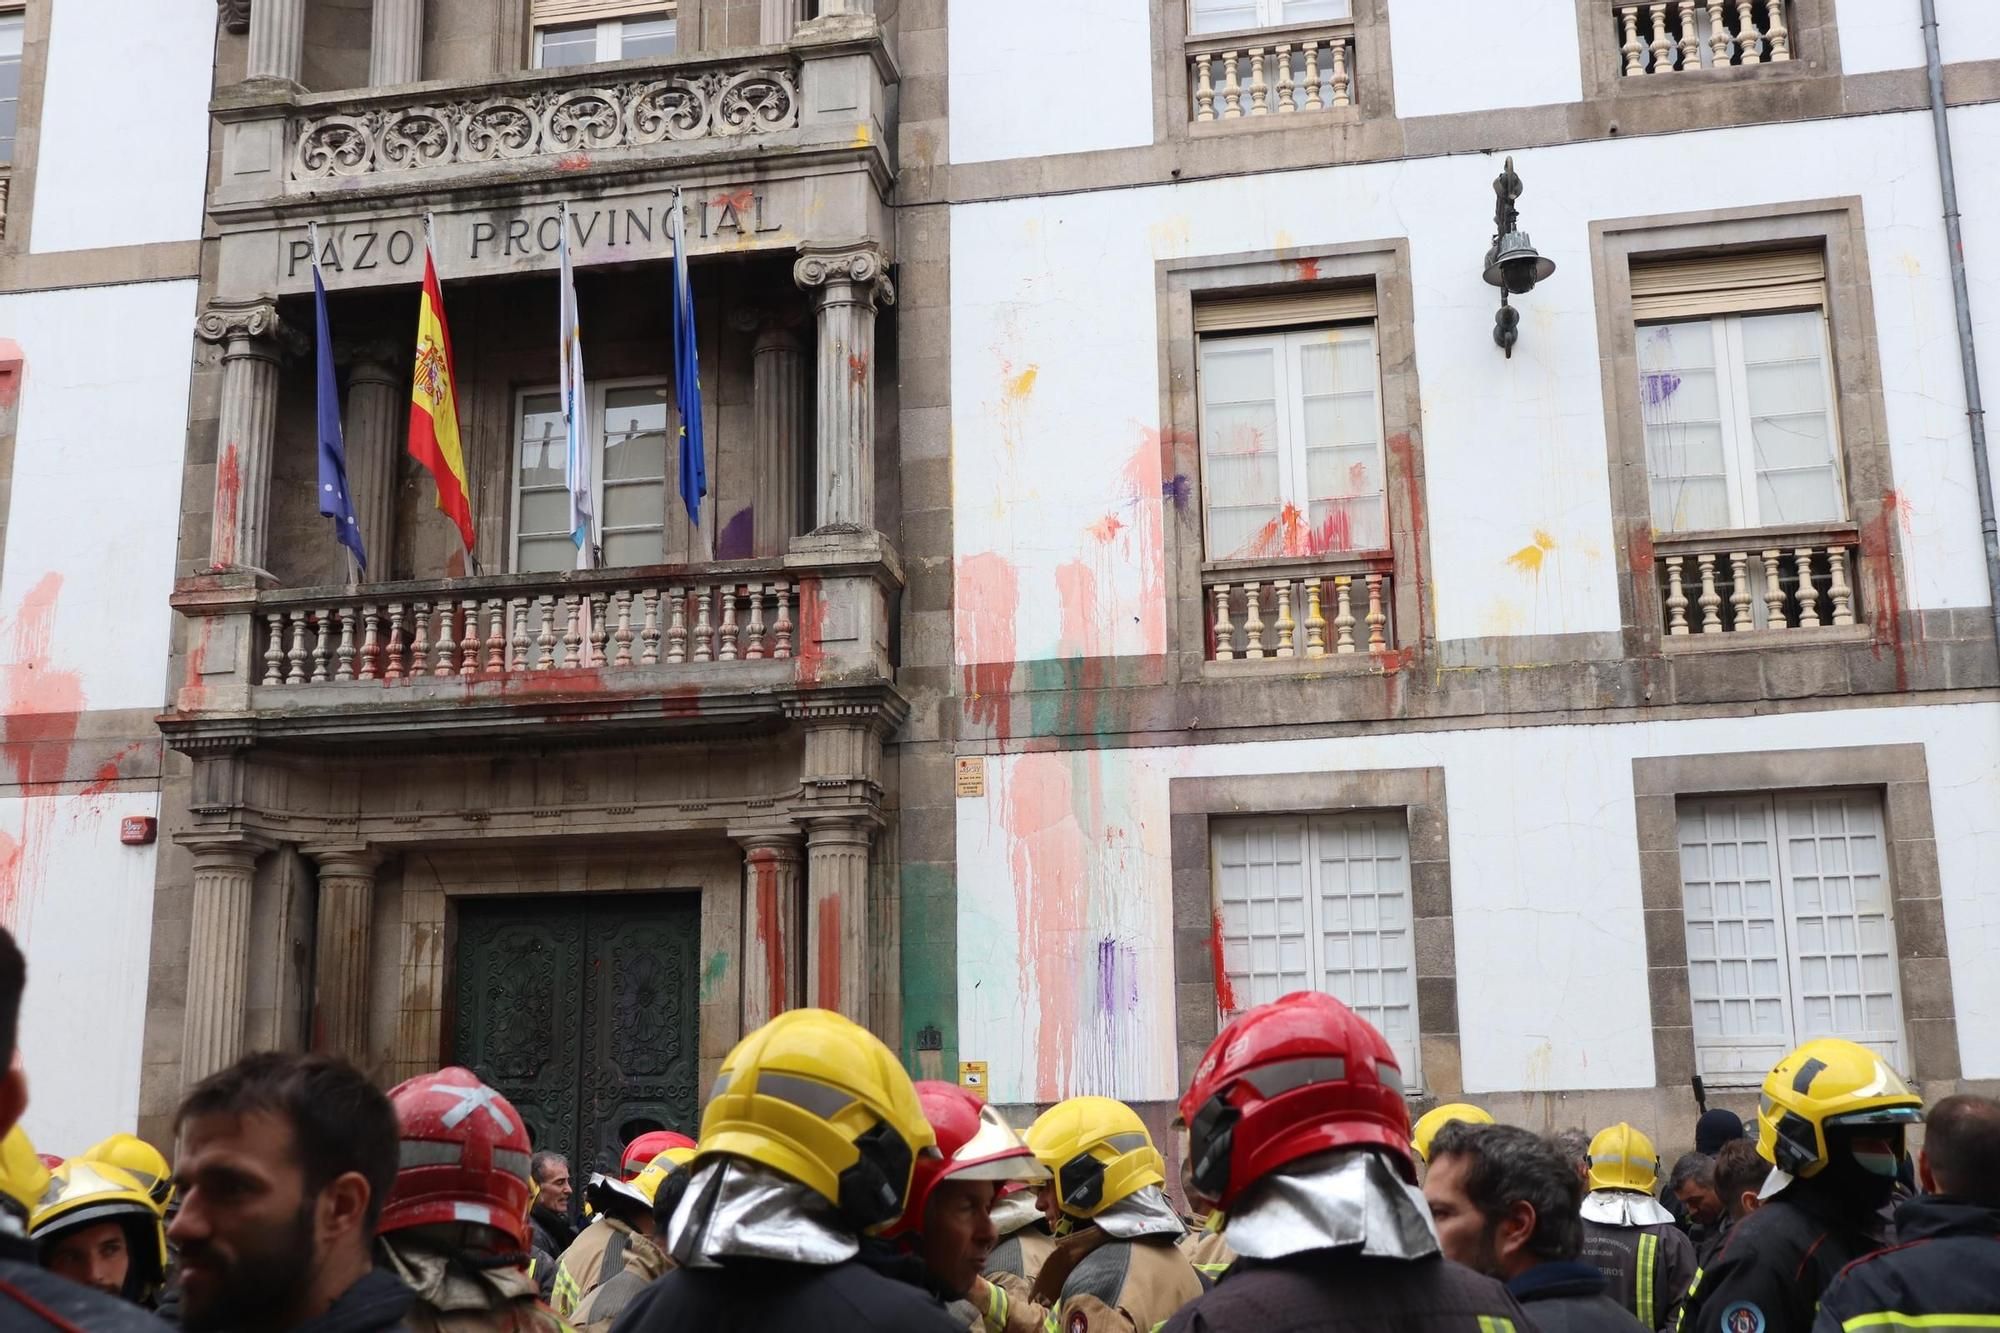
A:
[851,122,872,149]
[1506,529,1557,574]
[1004,365,1039,401]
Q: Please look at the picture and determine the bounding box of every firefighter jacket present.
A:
[1509,1260,1652,1333]
[1179,1216,1238,1282]
[568,1216,668,1333]
[552,1216,658,1319]
[1679,1182,1885,1333]
[1157,1248,1532,1333]
[609,1249,965,1333]
[383,1238,572,1333]
[988,1225,1057,1287]
[1810,1198,2000,1333]
[984,1224,1203,1333]
[1583,1215,1698,1330]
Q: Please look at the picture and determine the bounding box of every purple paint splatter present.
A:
[1641,371,1682,407]
[1162,474,1192,509]
[716,506,754,560]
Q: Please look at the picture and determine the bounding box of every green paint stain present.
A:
[700,950,729,1004]
[899,862,959,1078]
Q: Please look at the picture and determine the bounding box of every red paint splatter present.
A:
[445,550,468,579]
[213,443,242,569]
[1238,502,1357,560]
[1387,431,1426,651]
[554,152,591,172]
[752,851,787,1016]
[847,353,869,385]
[1087,514,1123,543]
[1005,754,1091,1094]
[793,578,828,686]
[79,742,145,798]
[1294,258,1321,282]
[1859,490,1909,691]
[956,554,1019,742]
[1120,438,1168,657]
[0,339,23,409]
[0,575,87,929]
[712,187,755,214]
[1055,561,1102,659]
[1209,909,1239,1015]
[1627,524,1655,576]
[815,893,842,1010]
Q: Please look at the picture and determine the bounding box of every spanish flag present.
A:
[408,236,475,553]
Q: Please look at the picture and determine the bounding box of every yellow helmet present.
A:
[81,1134,173,1214]
[1025,1096,1165,1219]
[1411,1103,1494,1164]
[697,1008,935,1232]
[1757,1038,1921,1178]
[1587,1123,1660,1194]
[0,1127,50,1226]
[29,1160,168,1298]
[630,1147,698,1206]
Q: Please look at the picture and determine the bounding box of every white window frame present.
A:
[532,9,676,67]
[1638,306,1848,534]
[1196,322,1388,564]
[0,9,23,166]
[510,377,670,574]
[1678,790,1906,1087]
[1189,0,1351,36]
[1212,811,1421,1083]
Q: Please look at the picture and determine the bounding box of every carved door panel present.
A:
[579,904,702,1176]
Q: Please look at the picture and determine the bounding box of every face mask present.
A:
[1848,1138,1902,1179]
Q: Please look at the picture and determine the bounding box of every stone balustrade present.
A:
[1615,0,1791,75]
[1656,530,1859,637]
[1189,22,1355,123]
[0,171,10,242]
[1206,558,1393,661]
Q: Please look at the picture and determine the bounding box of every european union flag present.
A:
[312,251,367,572]
[669,190,709,559]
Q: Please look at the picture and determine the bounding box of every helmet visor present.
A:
[1826,1106,1922,1129]
[944,1107,1049,1182]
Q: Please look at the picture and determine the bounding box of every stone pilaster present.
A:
[369,0,425,85]
[246,0,305,84]
[736,831,804,1029]
[180,839,268,1088]
[750,322,807,556]
[816,0,874,14]
[760,0,809,41]
[793,243,894,536]
[802,814,874,1025]
[343,350,403,582]
[307,846,381,1066]
[197,302,299,575]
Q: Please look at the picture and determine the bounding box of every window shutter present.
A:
[1631,248,1826,321]
[532,0,671,25]
[1213,820,1311,1013]
[1307,813,1417,1079]
[1776,793,1904,1071]
[1194,286,1375,333]
[1678,796,1796,1084]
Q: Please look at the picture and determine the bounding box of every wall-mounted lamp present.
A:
[1482,156,1555,358]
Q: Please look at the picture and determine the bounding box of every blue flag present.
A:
[312,256,367,572]
[669,192,709,559]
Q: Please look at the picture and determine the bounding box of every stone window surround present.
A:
[1631,743,1959,1088]
[1573,0,1841,101]
[1152,0,1398,145]
[1169,767,1463,1096]
[1589,197,1904,657]
[1157,238,1433,682]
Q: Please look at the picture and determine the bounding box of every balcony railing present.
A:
[289,50,802,183]
[1655,527,1860,638]
[1188,21,1355,123]
[1205,555,1393,661]
[1615,0,1791,76]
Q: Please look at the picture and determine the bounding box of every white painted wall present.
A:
[1839,0,2000,77]
[951,109,1999,662]
[1391,0,1582,120]
[956,702,2000,1106]
[948,0,1155,165]
[29,0,216,253]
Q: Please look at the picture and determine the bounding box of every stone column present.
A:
[181,839,268,1087]
[750,322,807,556]
[736,832,804,1029]
[246,0,305,83]
[802,815,874,1025]
[760,0,808,41]
[793,243,894,535]
[816,0,874,14]
[197,303,298,575]
[369,0,425,85]
[343,350,402,582]
[307,847,381,1066]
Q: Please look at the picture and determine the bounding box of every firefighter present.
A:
[1680,1039,1922,1333]
[29,1159,168,1307]
[568,1149,690,1332]
[377,1066,568,1333]
[983,1181,1055,1290]
[1811,1094,2000,1333]
[1413,1103,1496,1168]
[1159,990,1531,1333]
[613,1007,963,1333]
[618,1131,694,1182]
[551,1168,665,1320]
[81,1135,175,1215]
[881,1081,1047,1331]
[1580,1123,1696,1331]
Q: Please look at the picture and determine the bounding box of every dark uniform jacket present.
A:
[1510,1261,1651,1333]
[1157,1247,1532,1333]
[0,1244,173,1332]
[1680,1184,1884,1333]
[607,1250,963,1333]
[1810,1198,2000,1333]
[291,1269,419,1333]
[1584,1217,1699,1330]
[531,1207,577,1261]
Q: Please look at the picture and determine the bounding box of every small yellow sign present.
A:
[955,757,987,798]
[958,1060,989,1091]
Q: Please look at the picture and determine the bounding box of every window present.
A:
[1190,0,1348,35]
[1678,791,1904,1084]
[532,2,676,67]
[0,11,22,164]
[1212,812,1419,1078]
[1634,250,1844,534]
[1197,292,1386,562]
[512,380,669,573]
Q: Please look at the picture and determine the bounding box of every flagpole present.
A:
[424,210,482,575]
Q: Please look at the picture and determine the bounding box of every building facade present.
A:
[1,0,1994,1172]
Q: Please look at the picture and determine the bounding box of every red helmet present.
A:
[885,1081,1048,1238]
[380,1067,535,1253]
[620,1130,696,1180]
[1180,991,1413,1211]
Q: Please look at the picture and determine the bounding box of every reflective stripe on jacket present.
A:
[1810,1199,2000,1333]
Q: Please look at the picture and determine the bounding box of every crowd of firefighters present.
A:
[0,921,1996,1332]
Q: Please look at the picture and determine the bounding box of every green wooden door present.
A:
[452,893,701,1182]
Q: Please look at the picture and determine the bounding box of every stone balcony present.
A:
[161,538,903,752]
